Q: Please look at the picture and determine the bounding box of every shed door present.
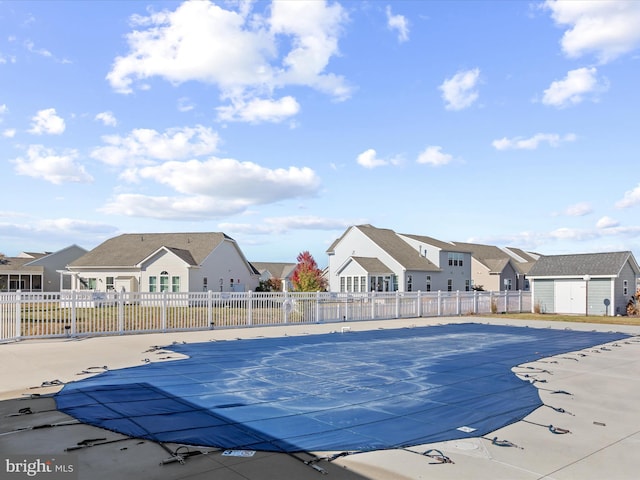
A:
[554,280,586,314]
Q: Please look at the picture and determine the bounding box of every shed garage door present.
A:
[554,280,586,314]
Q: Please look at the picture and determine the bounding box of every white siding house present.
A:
[527,251,640,316]
[327,225,472,293]
[0,245,87,292]
[65,233,259,293]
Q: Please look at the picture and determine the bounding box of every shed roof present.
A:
[527,251,639,278]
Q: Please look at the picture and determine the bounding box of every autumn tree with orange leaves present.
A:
[291,251,326,292]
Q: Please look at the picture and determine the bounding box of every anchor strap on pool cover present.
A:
[55,323,629,453]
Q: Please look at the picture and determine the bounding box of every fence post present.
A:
[15,290,22,340]
[161,291,167,331]
[316,291,321,323]
[395,291,400,319]
[70,290,77,336]
[117,290,124,334]
[456,290,460,316]
[518,290,522,312]
[207,290,213,329]
[417,291,422,317]
[473,290,478,314]
[505,290,509,313]
[371,291,376,320]
[247,290,253,326]
[437,291,442,317]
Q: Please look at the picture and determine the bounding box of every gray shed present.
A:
[527,251,640,316]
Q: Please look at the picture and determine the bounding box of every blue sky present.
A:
[2,0,640,267]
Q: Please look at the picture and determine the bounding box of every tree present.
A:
[255,277,282,292]
[291,251,326,292]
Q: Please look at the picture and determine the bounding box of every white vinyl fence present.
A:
[0,290,531,342]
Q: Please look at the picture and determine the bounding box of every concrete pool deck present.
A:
[1,316,639,479]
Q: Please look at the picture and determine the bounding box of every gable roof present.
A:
[527,251,639,278]
[350,256,393,274]
[400,233,466,252]
[0,256,44,272]
[69,233,231,268]
[251,262,296,279]
[357,225,440,272]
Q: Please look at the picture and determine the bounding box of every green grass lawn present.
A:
[474,312,640,326]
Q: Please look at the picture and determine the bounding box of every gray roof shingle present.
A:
[357,225,441,272]
[527,251,638,277]
[69,233,231,267]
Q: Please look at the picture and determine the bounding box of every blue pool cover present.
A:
[56,323,628,452]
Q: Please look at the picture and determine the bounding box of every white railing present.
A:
[0,290,531,342]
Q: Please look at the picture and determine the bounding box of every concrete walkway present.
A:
[1,317,639,479]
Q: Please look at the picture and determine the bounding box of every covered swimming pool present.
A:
[55,323,629,453]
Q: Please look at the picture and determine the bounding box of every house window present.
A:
[465,279,470,292]
[505,278,512,291]
[149,276,157,292]
[347,276,352,292]
[407,275,413,292]
[426,276,431,292]
[361,276,366,292]
[203,277,208,291]
[353,277,359,293]
[340,277,345,292]
[79,278,97,290]
[623,280,628,295]
[447,279,453,292]
[172,276,180,292]
[160,271,169,292]
[106,277,114,291]
[448,253,463,266]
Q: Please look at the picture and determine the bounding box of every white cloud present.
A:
[177,97,194,112]
[136,157,320,200]
[12,145,93,184]
[615,184,640,208]
[0,104,7,115]
[565,202,593,216]
[492,132,577,150]
[0,217,116,242]
[596,216,620,228]
[91,125,220,167]
[357,149,389,169]
[95,111,117,127]
[416,146,453,166]
[24,39,52,58]
[2,129,16,138]
[220,215,355,234]
[543,0,640,63]
[102,157,322,220]
[386,5,409,43]
[28,108,65,135]
[216,95,300,123]
[542,67,606,107]
[439,68,480,111]
[106,0,350,119]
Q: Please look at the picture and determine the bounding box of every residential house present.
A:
[449,242,538,292]
[65,233,259,293]
[0,245,87,292]
[327,225,472,293]
[527,251,640,316]
[251,262,296,291]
